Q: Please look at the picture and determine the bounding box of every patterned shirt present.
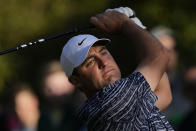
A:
[77,72,174,131]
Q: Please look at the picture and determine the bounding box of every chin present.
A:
[101,74,121,87]
[107,76,119,84]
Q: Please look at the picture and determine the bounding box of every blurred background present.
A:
[0,0,196,130]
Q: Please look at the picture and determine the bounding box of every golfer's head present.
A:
[60,34,121,97]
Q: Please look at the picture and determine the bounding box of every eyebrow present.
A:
[82,46,107,65]
[99,46,107,52]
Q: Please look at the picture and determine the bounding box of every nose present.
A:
[96,55,107,69]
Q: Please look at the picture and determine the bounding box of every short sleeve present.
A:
[76,72,158,125]
[95,72,158,121]
[135,72,158,118]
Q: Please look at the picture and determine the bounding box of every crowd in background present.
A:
[0,26,196,131]
[0,60,87,131]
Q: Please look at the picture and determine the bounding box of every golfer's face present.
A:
[77,44,121,91]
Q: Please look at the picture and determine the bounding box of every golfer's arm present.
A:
[154,72,172,111]
[121,20,169,91]
[121,20,171,108]
[90,11,168,91]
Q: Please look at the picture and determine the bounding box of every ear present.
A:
[69,75,83,89]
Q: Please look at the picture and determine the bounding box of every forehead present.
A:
[87,44,106,54]
[76,44,109,69]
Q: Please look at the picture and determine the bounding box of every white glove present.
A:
[105,7,146,29]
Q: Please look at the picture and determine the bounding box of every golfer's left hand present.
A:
[90,10,130,33]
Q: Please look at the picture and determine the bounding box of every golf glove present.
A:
[105,7,146,29]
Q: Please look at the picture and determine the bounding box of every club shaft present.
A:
[0,14,135,55]
[0,24,95,55]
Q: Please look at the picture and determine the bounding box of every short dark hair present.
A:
[68,68,79,84]
[72,68,79,76]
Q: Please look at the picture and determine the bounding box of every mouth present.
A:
[103,69,114,79]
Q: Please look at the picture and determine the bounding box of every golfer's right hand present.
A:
[90,10,130,33]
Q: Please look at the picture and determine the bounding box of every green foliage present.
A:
[0,56,12,92]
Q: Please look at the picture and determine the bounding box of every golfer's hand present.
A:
[90,11,130,33]
[105,7,146,29]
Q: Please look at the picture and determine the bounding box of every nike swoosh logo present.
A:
[78,38,87,46]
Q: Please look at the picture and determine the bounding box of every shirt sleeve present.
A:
[96,72,158,122]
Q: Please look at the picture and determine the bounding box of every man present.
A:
[36,60,86,131]
[60,7,173,130]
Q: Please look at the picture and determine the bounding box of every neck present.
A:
[83,89,97,99]
[86,91,96,99]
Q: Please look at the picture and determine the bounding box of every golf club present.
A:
[0,12,136,55]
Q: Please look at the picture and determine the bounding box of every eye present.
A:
[100,47,108,56]
[101,51,108,56]
[85,59,95,67]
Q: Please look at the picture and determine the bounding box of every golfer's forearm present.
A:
[154,72,172,110]
[121,20,168,69]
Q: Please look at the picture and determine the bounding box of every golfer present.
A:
[60,7,173,131]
